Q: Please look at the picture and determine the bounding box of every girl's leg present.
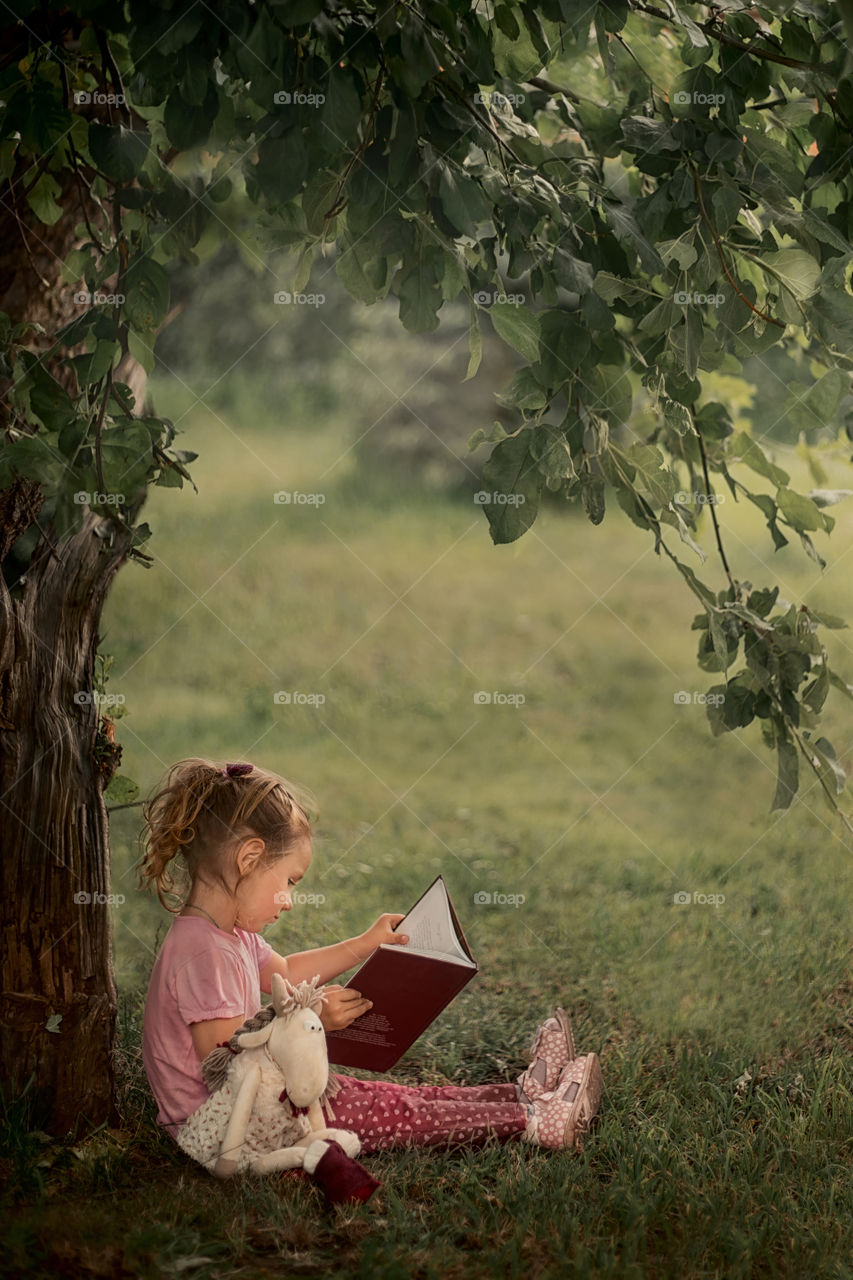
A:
[326,1073,527,1153]
[331,1074,519,1104]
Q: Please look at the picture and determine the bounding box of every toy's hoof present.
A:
[308,1140,381,1205]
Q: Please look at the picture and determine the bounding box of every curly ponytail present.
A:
[135,757,315,913]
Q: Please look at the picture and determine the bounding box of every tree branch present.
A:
[690,165,785,329]
[630,2,825,72]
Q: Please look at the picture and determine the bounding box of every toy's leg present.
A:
[292,1127,361,1158]
[247,1146,309,1174]
[213,1065,261,1178]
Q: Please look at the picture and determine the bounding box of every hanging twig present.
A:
[693,412,737,597]
[691,166,785,329]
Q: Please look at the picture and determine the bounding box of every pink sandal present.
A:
[515,1006,576,1105]
[523,1053,602,1150]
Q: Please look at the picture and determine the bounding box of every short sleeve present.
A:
[172,949,247,1024]
[253,931,272,972]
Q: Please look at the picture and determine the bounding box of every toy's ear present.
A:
[309,995,325,1015]
[271,971,294,1014]
[235,1021,274,1049]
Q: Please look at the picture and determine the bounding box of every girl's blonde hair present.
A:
[135,757,316,913]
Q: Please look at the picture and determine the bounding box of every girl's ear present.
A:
[235,836,266,877]
[236,1023,274,1049]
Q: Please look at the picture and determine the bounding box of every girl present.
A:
[137,757,602,1158]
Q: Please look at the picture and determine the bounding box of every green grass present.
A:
[3,380,853,1279]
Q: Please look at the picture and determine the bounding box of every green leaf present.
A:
[440,250,467,303]
[613,442,676,508]
[658,238,698,271]
[256,131,308,205]
[552,249,595,294]
[803,662,830,713]
[808,489,853,509]
[809,735,845,795]
[770,736,798,811]
[163,80,218,151]
[26,172,63,225]
[684,306,702,379]
[489,303,540,363]
[396,20,441,97]
[729,432,790,487]
[439,166,491,236]
[803,608,846,631]
[336,234,388,305]
[465,309,483,382]
[776,486,825,533]
[1,432,66,489]
[29,371,76,431]
[828,669,853,700]
[70,340,118,387]
[321,68,362,147]
[99,421,154,494]
[537,313,590,386]
[127,328,154,374]
[598,0,628,32]
[605,202,665,273]
[124,258,170,332]
[480,432,542,543]
[707,608,731,672]
[87,124,148,183]
[495,4,520,38]
[104,774,141,805]
[495,367,549,411]
[744,490,788,550]
[762,249,821,301]
[581,471,606,525]
[529,424,576,484]
[274,0,324,25]
[397,258,441,333]
[663,399,694,437]
[785,368,847,435]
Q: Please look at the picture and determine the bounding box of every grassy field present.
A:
[4,372,853,1279]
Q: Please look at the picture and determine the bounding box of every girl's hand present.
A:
[359,913,409,956]
[319,984,373,1031]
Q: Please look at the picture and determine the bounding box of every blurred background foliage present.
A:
[155,227,835,510]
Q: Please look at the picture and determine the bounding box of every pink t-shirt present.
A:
[142,915,272,1139]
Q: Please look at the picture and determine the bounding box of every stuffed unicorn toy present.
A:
[176,973,379,1202]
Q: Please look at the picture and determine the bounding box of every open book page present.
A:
[395,877,472,964]
[378,942,475,967]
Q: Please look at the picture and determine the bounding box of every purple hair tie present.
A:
[224,762,253,778]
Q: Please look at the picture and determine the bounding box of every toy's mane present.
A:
[201,976,341,1112]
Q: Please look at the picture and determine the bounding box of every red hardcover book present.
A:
[324,876,478,1071]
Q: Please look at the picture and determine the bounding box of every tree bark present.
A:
[0,168,141,1135]
[0,506,130,1136]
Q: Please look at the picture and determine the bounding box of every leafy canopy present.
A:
[3,0,853,824]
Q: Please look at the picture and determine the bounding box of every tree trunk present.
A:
[0,172,142,1135]
[0,499,130,1136]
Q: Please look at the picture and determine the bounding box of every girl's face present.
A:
[235,832,313,932]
